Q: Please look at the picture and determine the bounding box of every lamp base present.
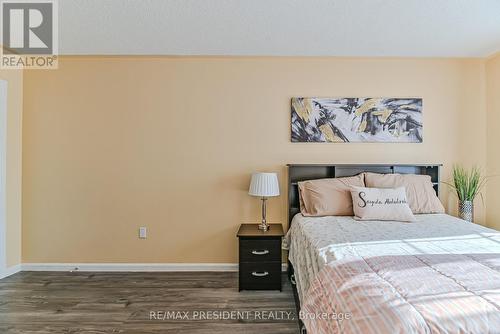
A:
[258,222,269,231]
[258,197,269,231]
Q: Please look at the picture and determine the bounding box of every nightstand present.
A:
[237,223,284,291]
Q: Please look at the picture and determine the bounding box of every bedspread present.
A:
[302,253,500,334]
[284,214,500,333]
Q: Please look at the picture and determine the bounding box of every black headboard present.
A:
[287,164,442,227]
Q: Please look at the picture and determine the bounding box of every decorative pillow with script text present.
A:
[350,186,416,222]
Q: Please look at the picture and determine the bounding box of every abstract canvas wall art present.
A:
[291,97,423,143]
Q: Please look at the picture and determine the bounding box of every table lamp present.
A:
[248,172,280,231]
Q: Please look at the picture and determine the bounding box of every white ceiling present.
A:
[59,0,500,57]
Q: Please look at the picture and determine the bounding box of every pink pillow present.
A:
[299,174,365,216]
[364,173,445,214]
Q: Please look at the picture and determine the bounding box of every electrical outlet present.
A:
[139,227,147,239]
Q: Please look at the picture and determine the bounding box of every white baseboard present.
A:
[21,263,288,272]
[21,263,239,272]
[0,264,21,279]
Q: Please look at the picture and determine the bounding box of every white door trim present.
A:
[0,80,7,273]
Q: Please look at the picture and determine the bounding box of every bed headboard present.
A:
[287,164,442,227]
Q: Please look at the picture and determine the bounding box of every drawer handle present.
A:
[251,250,269,255]
[251,271,269,277]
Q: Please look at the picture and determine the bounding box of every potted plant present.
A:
[445,166,487,222]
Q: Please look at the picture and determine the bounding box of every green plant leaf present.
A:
[445,165,487,201]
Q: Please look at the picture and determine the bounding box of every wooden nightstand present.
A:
[237,223,284,291]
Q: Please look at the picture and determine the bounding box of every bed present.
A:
[285,164,500,334]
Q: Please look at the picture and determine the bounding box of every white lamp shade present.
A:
[248,173,280,197]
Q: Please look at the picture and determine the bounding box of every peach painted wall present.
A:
[0,69,23,267]
[22,56,488,263]
[487,53,500,230]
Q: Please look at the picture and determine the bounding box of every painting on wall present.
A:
[291,97,423,143]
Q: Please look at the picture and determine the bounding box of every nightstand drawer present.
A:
[239,262,281,290]
[240,239,281,262]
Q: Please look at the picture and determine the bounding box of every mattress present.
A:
[284,213,500,305]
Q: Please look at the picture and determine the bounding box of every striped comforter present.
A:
[285,214,500,334]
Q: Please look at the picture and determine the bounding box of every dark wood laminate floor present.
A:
[0,271,299,334]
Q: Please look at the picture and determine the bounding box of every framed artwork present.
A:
[291,97,423,143]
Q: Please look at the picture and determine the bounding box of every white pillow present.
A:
[350,186,416,222]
